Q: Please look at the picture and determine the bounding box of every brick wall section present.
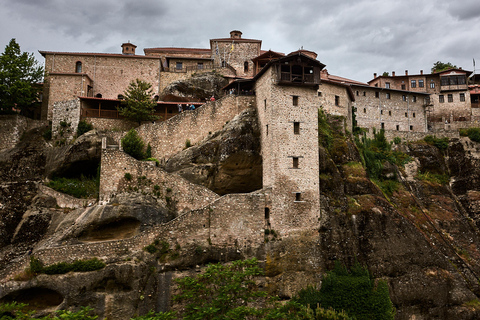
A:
[0,115,49,151]
[100,148,219,210]
[135,95,255,160]
[51,99,81,140]
[255,66,321,235]
[353,86,428,133]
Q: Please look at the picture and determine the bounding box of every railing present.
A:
[165,63,226,73]
[280,72,317,84]
[471,102,480,109]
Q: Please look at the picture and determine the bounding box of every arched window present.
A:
[75,61,82,73]
[244,61,249,72]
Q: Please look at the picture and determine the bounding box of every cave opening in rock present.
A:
[0,287,63,310]
[78,217,141,242]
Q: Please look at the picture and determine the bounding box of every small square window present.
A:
[386,93,391,99]
[385,82,390,89]
[294,122,300,134]
[419,80,424,88]
[318,91,322,97]
[402,95,407,101]
[460,93,465,102]
[375,92,379,98]
[363,92,366,96]
[405,112,408,117]
[363,108,366,113]
[439,95,444,103]
[411,80,416,88]
[448,94,453,102]
[293,96,299,106]
[410,125,413,131]
[401,84,406,90]
[176,62,183,70]
[413,96,417,102]
[430,81,435,89]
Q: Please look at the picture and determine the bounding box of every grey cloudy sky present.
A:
[1,0,479,83]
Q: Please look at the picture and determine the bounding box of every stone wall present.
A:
[318,82,352,131]
[353,86,427,133]
[136,95,255,160]
[0,115,49,151]
[51,99,81,140]
[255,66,321,234]
[38,184,96,208]
[212,40,261,78]
[99,148,219,210]
[85,117,137,133]
[380,129,460,142]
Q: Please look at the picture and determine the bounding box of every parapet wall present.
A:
[51,99,81,140]
[136,95,255,160]
[0,115,49,151]
[99,147,219,210]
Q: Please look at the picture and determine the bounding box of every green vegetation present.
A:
[294,261,395,320]
[117,79,159,125]
[0,39,44,115]
[77,120,94,137]
[393,137,401,145]
[146,143,152,158]
[185,139,191,149]
[460,127,480,143]
[122,128,146,160]
[27,256,105,275]
[431,61,457,73]
[145,157,160,166]
[124,172,133,181]
[318,108,335,150]
[144,240,179,261]
[423,135,449,150]
[47,174,99,199]
[0,303,98,320]
[416,171,450,185]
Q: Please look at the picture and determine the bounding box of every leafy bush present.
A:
[76,120,93,137]
[47,175,98,199]
[294,261,395,320]
[416,171,450,185]
[146,143,152,158]
[29,256,43,274]
[423,135,449,150]
[393,137,401,145]
[122,129,145,160]
[461,128,480,143]
[42,127,52,141]
[124,172,132,181]
[185,139,191,148]
[30,257,105,275]
[144,157,159,166]
[144,244,157,254]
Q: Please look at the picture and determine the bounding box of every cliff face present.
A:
[2,113,480,319]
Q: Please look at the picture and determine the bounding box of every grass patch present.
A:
[47,175,98,199]
[423,135,449,150]
[416,171,450,185]
[460,127,480,143]
[25,256,105,276]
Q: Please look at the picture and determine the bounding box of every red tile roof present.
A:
[39,51,160,59]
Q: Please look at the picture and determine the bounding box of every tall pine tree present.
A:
[0,39,44,114]
[117,79,159,125]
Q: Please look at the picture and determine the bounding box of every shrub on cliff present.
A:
[77,120,93,137]
[294,261,395,320]
[122,128,146,160]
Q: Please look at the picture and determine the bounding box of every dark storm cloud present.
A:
[1,0,480,82]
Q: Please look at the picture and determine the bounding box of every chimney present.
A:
[392,71,395,77]
[374,73,377,78]
[420,70,423,75]
[405,70,408,76]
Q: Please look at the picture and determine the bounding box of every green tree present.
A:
[382,72,389,77]
[121,128,146,160]
[431,61,457,73]
[117,79,159,125]
[0,38,44,114]
[294,261,395,320]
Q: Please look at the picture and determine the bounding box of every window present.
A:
[375,84,378,87]
[318,91,322,97]
[413,112,416,118]
[375,92,379,98]
[402,95,407,101]
[396,125,399,131]
[419,80,424,87]
[410,125,413,131]
[295,192,302,201]
[412,96,417,102]
[448,94,453,102]
[244,61,249,73]
[381,110,383,115]
[292,157,299,168]
[264,99,267,110]
[335,95,339,106]
[293,95,299,106]
[401,84,406,90]
[363,108,366,113]
[405,112,408,117]
[356,91,359,96]
[75,61,82,73]
[176,62,183,70]
[363,91,366,96]
[381,122,384,129]
[294,122,300,134]
[266,125,268,136]
[389,110,392,116]
[197,62,204,69]
[460,93,465,102]
[411,80,416,88]
[430,81,435,89]
[439,95,444,103]
[386,93,391,99]
[385,82,390,89]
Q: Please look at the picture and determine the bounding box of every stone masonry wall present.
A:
[318,82,352,131]
[51,99,81,140]
[353,86,427,133]
[38,184,96,208]
[85,117,137,132]
[212,40,261,78]
[135,95,255,161]
[100,148,219,210]
[0,115,49,151]
[255,66,321,235]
